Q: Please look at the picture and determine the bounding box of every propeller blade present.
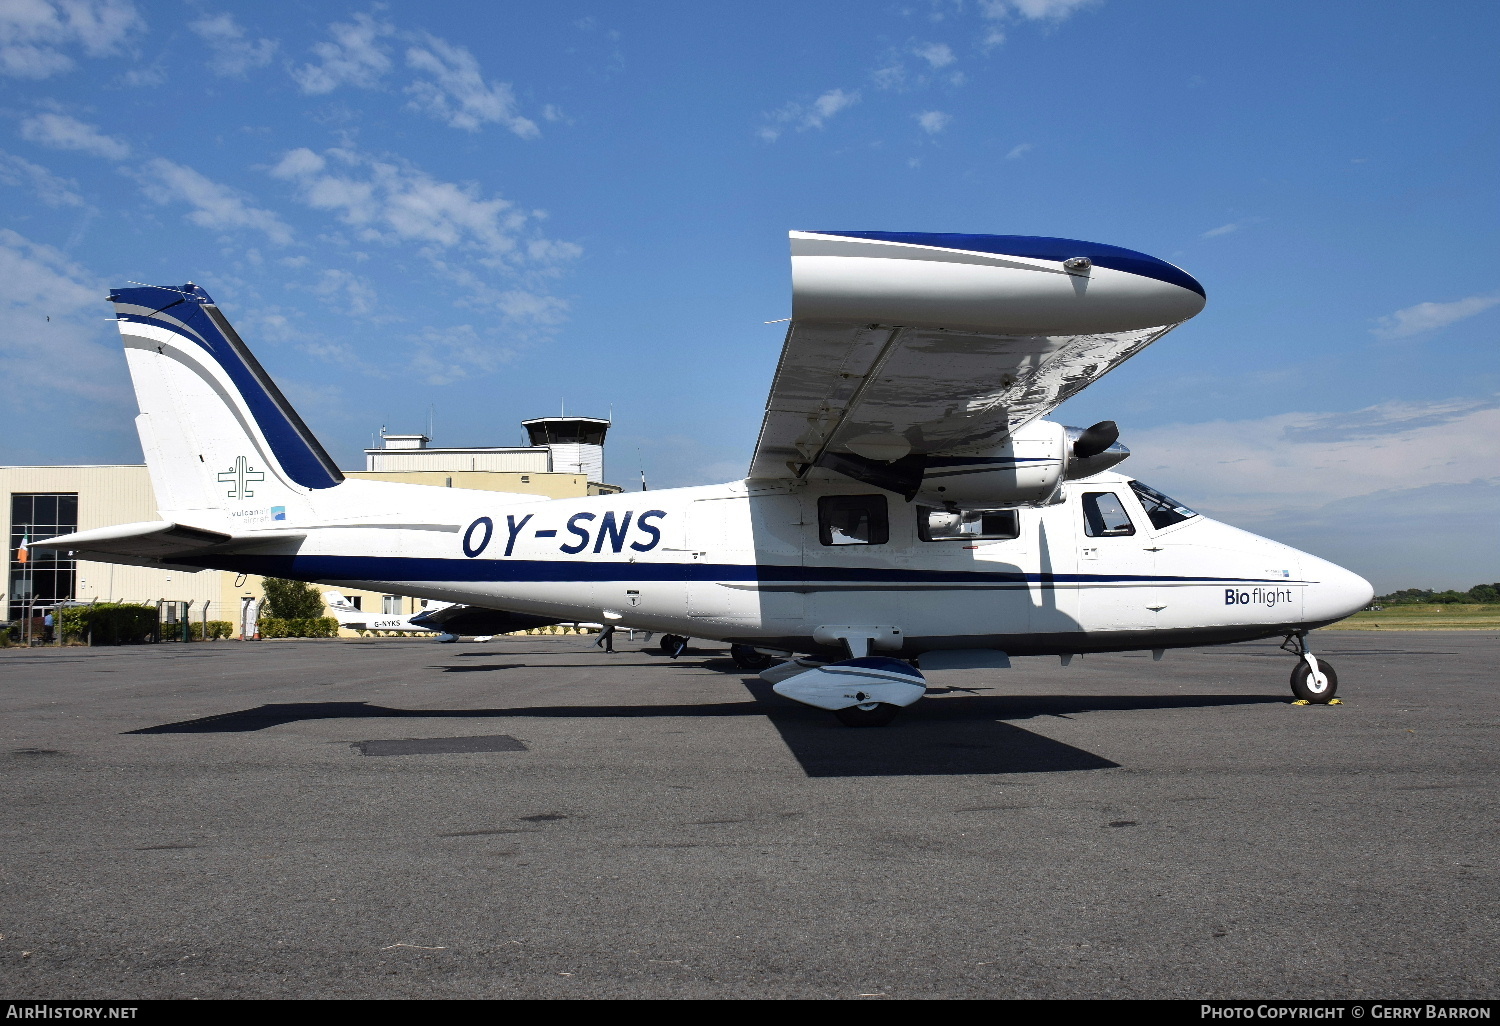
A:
[1072,420,1119,459]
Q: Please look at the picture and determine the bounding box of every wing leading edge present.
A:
[748,231,1205,480]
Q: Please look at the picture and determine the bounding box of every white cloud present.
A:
[273,147,518,255]
[19,112,129,160]
[982,0,1101,22]
[117,60,163,86]
[134,158,294,245]
[408,323,518,385]
[1372,292,1500,340]
[1201,222,1240,239]
[809,88,859,125]
[916,110,952,134]
[913,42,955,68]
[310,268,378,318]
[0,148,85,206]
[759,88,860,141]
[290,17,543,137]
[268,149,579,370]
[404,34,538,137]
[1125,396,1500,519]
[1006,141,1034,160]
[189,12,277,77]
[0,228,132,420]
[290,11,393,94]
[872,63,906,90]
[0,0,142,78]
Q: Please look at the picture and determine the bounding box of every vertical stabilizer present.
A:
[110,283,343,525]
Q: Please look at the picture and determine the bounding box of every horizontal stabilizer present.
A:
[32,521,230,557]
[31,520,303,570]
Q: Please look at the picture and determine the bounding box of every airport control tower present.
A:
[521,417,610,483]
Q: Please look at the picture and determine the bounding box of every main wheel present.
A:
[1290,658,1338,703]
[729,644,776,671]
[834,702,901,727]
[658,634,687,656]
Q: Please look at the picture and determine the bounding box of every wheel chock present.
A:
[1328,698,1343,705]
[1291,699,1311,706]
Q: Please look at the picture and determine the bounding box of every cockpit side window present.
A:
[1082,492,1136,537]
[1129,480,1199,530]
[818,494,890,546]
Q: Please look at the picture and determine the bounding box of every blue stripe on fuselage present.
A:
[176,552,1306,588]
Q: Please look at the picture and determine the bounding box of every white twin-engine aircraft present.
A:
[38,230,1373,727]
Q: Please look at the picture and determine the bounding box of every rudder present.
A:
[110,283,342,525]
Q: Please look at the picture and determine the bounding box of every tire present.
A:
[658,634,687,656]
[729,644,776,671]
[1290,658,1338,703]
[834,702,901,727]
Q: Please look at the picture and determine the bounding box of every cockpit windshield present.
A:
[1129,480,1199,530]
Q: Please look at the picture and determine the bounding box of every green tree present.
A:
[1469,583,1500,603]
[261,577,326,619]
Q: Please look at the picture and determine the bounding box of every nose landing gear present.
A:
[1281,631,1340,704]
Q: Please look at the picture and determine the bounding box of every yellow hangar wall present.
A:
[2,465,609,633]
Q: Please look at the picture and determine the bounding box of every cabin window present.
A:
[918,507,1020,542]
[382,594,403,615]
[818,495,889,546]
[1129,480,1199,530]
[1082,492,1136,537]
[348,595,362,611]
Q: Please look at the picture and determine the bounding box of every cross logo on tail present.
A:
[217,456,266,499]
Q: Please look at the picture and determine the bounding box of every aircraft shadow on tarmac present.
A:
[124,685,1286,778]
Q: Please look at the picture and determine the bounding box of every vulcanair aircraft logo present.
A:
[217,456,265,500]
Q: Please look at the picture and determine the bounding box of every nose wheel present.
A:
[1281,631,1339,704]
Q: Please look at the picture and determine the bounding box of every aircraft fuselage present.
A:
[198,472,1373,659]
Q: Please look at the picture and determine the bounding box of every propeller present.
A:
[1072,420,1119,459]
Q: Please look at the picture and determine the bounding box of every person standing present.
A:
[42,610,54,644]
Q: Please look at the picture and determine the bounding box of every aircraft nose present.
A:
[1302,557,1374,625]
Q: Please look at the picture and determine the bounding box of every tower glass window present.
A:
[9,493,78,614]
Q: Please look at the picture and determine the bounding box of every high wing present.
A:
[748,231,1206,480]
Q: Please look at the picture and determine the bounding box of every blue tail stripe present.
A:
[111,284,343,491]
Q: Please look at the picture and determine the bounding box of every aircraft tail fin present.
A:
[109,283,343,524]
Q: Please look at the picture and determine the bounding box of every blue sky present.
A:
[1,0,1496,591]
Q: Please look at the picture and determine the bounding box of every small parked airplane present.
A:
[322,591,464,640]
[37,230,1372,725]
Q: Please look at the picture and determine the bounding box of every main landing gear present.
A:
[1281,631,1340,704]
[833,702,902,727]
[767,656,928,727]
[729,644,777,671]
[658,634,689,658]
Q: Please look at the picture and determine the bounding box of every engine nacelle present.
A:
[911,420,1129,509]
